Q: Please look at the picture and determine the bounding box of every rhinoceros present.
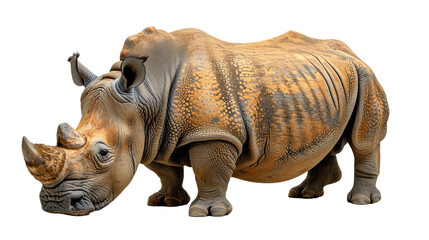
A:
[22,27,389,217]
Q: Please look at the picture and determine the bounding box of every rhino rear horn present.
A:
[68,52,98,87]
[116,56,147,92]
[57,123,86,149]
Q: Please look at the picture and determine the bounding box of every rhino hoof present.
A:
[188,206,209,217]
[147,188,190,207]
[347,188,381,204]
[189,198,232,217]
[188,205,229,217]
[289,186,324,198]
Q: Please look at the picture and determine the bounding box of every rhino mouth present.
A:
[40,181,113,216]
[41,191,95,216]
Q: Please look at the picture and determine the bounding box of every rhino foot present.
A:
[289,184,325,198]
[189,197,232,217]
[347,177,381,204]
[289,154,342,199]
[147,187,190,207]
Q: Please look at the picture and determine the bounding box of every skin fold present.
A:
[22,27,389,217]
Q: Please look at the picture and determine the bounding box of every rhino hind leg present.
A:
[145,162,190,207]
[289,154,342,198]
[188,141,237,217]
[347,63,388,204]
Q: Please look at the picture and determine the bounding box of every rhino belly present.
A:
[232,114,346,183]
[232,137,339,183]
[232,153,329,183]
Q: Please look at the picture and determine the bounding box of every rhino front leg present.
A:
[188,141,237,217]
[145,162,190,207]
[348,144,381,204]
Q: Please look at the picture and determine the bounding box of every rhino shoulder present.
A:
[170,28,214,41]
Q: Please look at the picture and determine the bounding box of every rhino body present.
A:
[22,27,389,216]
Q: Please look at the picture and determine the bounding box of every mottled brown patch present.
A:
[118,28,380,182]
[26,145,66,185]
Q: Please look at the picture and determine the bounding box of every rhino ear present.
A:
[68,52,98,87]
[116,56,147,92]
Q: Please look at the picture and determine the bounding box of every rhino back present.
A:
[161,30,360,181]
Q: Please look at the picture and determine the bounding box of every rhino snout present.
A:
[40,188,95,216]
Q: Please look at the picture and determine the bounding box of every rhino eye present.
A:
[99,149,109,156]
[93,143,113,165]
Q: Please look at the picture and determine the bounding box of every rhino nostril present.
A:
[70,196,89,211]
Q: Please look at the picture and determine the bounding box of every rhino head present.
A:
[22,53,149,216]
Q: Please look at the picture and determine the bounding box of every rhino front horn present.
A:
[22,136,44,165]
[22,137,66,185]
[57,123,86,149]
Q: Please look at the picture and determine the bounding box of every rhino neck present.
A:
[137,51,185,165]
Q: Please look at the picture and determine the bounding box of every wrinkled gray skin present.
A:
[22,27,388,217]
[23,28,185,216]
[23,54,151,215]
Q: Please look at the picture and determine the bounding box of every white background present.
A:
[1,0,428,239]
